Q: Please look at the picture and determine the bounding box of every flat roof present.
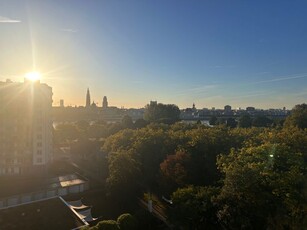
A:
[0,197,85,230]
[0,173,87,198]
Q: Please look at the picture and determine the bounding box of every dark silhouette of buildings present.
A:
[53,90,144,122]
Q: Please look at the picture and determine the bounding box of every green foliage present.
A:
[54,123,79,143]
[144,102,180,124]
[106,151,141,205]
[70,137,101,157]
[284,103,307,129]
[252,115,273,127]
[103,129,136,153]
[226,117,237,128]
[88,213,138,230]
[160,151,190,192]
[169,186,220,229]
[216,144,306,229]
[134,118,148,129]
[121,115,134,129]
[209,115,218,125]
[75,120,90,131]
[95,220,119,230]
[238,114,252,128]
[100,121,306,229]
[117,213,138,230]
[184,126,231,185]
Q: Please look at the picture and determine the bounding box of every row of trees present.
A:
[54,102,180,146]
[209,114,280,128]
[102,104,306,229]
[53,103,306,228]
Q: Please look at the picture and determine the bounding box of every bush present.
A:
[117,213,138,230]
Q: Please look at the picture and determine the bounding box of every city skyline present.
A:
[1,1,307,109]
[56,87,292,110]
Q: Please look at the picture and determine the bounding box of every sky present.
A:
[0,0,307,109]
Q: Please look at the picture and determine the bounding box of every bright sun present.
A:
[25,71,41,81]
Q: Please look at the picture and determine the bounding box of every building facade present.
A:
[0,79,53,175]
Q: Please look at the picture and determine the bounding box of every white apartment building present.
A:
[0,79,53,175]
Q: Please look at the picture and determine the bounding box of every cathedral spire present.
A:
[86,88,91,108]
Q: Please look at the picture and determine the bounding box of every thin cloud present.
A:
[0,16,21,23]
[176,84,218,96]
[230,92,273,100]
[205,65,236,69]
[250,74,307,85]
[61,28,79,33]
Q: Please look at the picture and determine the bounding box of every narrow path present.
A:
[138,198,172,229]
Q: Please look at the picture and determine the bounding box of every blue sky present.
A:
[0,0,306,109]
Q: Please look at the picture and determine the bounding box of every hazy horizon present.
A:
[1,0,306,109]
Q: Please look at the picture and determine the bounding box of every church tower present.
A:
[102,96,108,108]
[86,88,91,108]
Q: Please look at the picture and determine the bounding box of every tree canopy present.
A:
[144,102,180,124]
[284,103,307,129]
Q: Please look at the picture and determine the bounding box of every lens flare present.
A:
[25,71,41,81]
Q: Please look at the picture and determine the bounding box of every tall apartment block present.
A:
[0,79,53,175]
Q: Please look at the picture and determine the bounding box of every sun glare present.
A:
[25,71,41,82]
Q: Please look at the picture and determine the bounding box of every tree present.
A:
[54,123,79,143]
[238,114,252,128]
[106,151,141,206]
[252,115,273,127]
[134,118,148,129]
[121,115,133,129]
[75,120,90,131]
[284,103,307,129]
[169,186,220,229]
[184,127,231,186]
[144,102,180,124]
[95,220,119,230]
[160,151,190,192]
[209,116,218,125]
[117,213,138,230]
[226,117,237,128]
[216,144,305,229]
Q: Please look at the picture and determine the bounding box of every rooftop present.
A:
[0,197,85,230]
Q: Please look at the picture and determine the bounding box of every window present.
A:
[37,142,42,147]
[37,150,42,155]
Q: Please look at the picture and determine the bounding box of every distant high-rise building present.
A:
[102,96,108,108]
[60,99,64,107]
[0,79,53,175]
[86,88,91,108]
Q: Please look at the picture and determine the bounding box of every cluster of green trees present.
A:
[144,102,180,124]
[81,213,138,230]
[54,118,150,145]
[54,103,306,228]
[210,114,280,128]
[101,104,306,229]
[54,101,181,146]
